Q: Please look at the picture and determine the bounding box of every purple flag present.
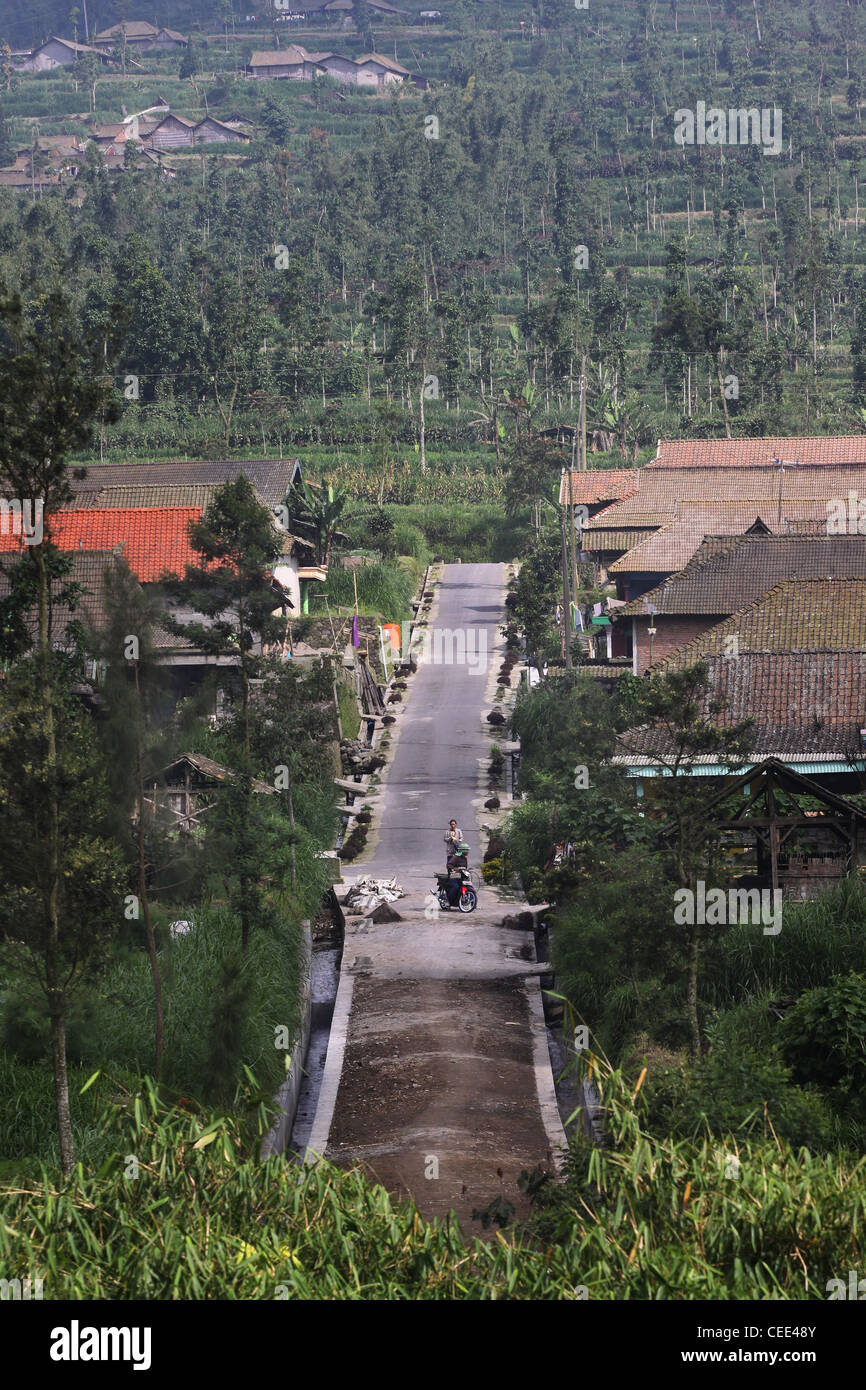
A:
[352,615,360,648]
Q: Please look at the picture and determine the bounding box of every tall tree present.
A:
[91,560,171,1077]
[618,663,754,1057]
[163,476,285,758]
[0,284,123,1173]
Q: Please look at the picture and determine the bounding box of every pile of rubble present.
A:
[340,739,385,776]
[343,875,405,918]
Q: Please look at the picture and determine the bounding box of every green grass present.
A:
[2,1060,864,1299]
[321,559,418,621]
[0,899,309,1170]
[336,675,361,740]
[710,876,866,1008]
[383,504,531,563]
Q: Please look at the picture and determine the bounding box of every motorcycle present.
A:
[433,867,478,914]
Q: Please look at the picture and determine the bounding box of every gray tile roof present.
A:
[68,458,302,509]
[619,534,866,615]
[620,651,866,758]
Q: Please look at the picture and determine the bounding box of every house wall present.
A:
[630,614,723,674]
[31,41,79,69]
[319,57,359,82]
[194,122,244,144]
[251,63,297,78]
[150,120,195,149]
[273,558,302,615]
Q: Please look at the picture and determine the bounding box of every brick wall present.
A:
[632,614,724,674]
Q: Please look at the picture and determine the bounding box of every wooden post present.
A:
[579,354,587,471]
[767,776,780,896]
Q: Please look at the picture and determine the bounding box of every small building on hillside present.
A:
[304,0,409,18]
[17,36,113,70]
[92,21,188,51]
[353,53,409,87]
[248,47,329,79]
[147,753,276,833]
[193,117,250,145]
[147,114,198,150]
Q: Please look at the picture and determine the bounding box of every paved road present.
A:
[309,563,566,1227]
[359,561,506,890]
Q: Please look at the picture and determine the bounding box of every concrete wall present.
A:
[261,922,313,1159]
[31,42,78,69]
[273,557,301,615]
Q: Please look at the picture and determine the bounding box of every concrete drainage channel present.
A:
[533,914,604,1146]
[286,924,344,1159]
[261,897,345,1163]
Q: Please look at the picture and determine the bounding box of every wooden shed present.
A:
[147,753,276,832]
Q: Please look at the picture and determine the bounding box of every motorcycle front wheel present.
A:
[458,887,477,913]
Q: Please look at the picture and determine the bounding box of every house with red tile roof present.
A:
[0,506,205,582]
[558,468,639,511]
[650,437,866,468]
[654,578,866,671]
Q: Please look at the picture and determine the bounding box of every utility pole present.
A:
[579,353,587,471]
[560,505,572,671]
[568,441,579,608]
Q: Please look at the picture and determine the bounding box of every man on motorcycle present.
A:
[444,850,463,907]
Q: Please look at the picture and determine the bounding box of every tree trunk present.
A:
[418,375,427,473]
[50,1008,75,1175]
[687,925,701,1059]
[135,666,163,1077]
[37,544,74,1173]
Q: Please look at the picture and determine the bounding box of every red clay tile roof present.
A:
[608,501,832,574]
[559,469,639,506]
[619,534,866,616]
[0,507,202,582]
[656,579,866,670]
[651,437,866,467]
[591,464,866,515]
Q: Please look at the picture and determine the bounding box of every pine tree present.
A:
[0,286,121,1175]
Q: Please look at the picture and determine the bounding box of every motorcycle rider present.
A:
[444,849,463,908]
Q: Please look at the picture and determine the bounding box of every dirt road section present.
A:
[327,973,557,1226]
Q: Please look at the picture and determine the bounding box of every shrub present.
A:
[780,970,866,1119]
